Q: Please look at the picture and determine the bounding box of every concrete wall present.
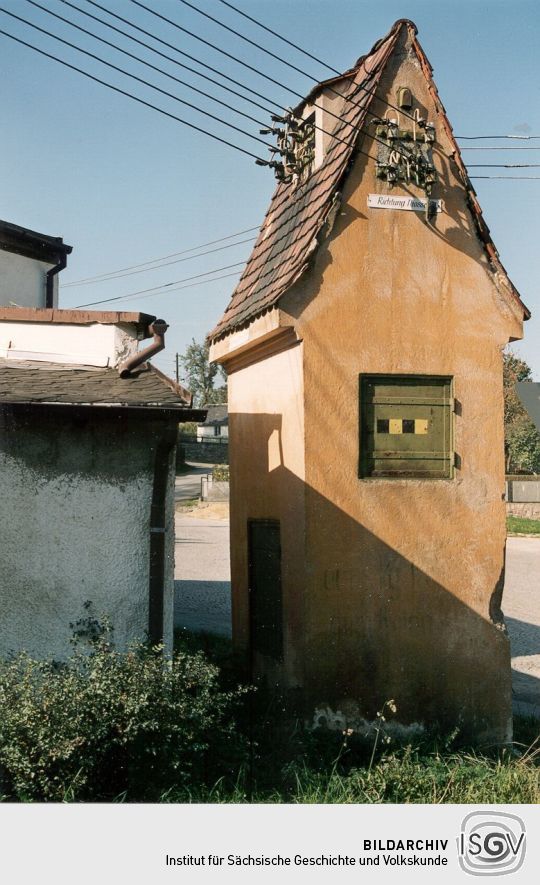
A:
[0,251,58,308]
[178,440,229,466]
[0,320,138,367]
[0,407,176,659]
[506,480,540,503]
[215,31,524,742]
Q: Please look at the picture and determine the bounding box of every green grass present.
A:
[175,496,200,509]
[507,515,540,535]
[171,630,540,804]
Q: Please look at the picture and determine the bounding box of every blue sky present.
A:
[0,0,538,379]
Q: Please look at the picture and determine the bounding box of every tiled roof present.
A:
[0,360,198,412]
[209,20,528,343]
[200,403,228,426]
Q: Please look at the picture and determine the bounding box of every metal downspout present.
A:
[118,320,168,377]
[45,253,67,308]
[148,425,177,646]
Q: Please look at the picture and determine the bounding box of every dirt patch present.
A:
[176,501,229,520]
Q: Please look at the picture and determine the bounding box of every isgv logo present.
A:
[458,812,526,876]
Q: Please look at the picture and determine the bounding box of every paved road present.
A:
[504,536,540,717]
[174,464,211,503]
[173,515,540,716]
[174,514,231,636]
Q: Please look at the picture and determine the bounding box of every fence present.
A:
[505,478,540,519]
[201,474,230,502]
[177,435,229,467]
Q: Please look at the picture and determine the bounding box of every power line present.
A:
[14,3,408,171]
[461,147,540,151]
[61,0,281,116]
[64,236,256,286]
[75,266,245,308]
[127,0,433,169]
[0,7,274,150]
[178,0,421,127]
[178,0,328,84]
[0,26,266,162]
[64,226,259,286]
[470,176,540,180]
[467,164,540,168]
[130,0,293,98]
[213,0,540,156]
[25,0,271,132]
[457,135,540,140]
[30,0,376,164]
[0,10,388,181]
[217,0,339,74]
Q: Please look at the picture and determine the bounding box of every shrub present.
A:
[212,464,229,482]
[0,622,247,802]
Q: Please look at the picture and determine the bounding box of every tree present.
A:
[503,351,540,474]
[179,339,227,407]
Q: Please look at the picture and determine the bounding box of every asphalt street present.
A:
[173,508,540,716]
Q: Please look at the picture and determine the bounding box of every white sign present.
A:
[368,194,443,213]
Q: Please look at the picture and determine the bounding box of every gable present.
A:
[209,20,528,346]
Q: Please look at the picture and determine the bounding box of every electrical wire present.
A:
[457,135,540,140]
[64,236,256,286]
[217,0,339,73]
[470,176,540,180]
[60,0,281,116]
[179,0,330,84]
[213,0,540,155]
[467,164,540,168]
[0,10,394,183]
[25,0,272,131]
[12,3,413,169]
[0,7,275,150]
[177,0,421,127]
[64,226,259,286]
[74,266,245,308]
[0,26,267,162]
[461,147,540,151]
[124,0,432,168]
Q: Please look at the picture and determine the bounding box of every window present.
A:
[213,425,221,437]
[359,375,454,479]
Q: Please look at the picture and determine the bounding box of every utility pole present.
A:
[175,352,180,384]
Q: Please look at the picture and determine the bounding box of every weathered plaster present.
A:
[0,409,175,659]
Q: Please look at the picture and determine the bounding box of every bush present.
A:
[212,464,230,482]
[0,622,247,802]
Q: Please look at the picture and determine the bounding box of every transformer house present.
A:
[208,20,530,744]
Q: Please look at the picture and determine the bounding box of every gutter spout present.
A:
[45,253,67,308]
[118,319,168,377]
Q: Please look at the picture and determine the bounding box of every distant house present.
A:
[0,300,203,659]
[0,219,72,308]
[209,20,529,743]
[197,404,228,442]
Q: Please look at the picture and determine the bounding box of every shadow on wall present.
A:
[230,412,520,744]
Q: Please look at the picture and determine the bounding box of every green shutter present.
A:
[360,375,453,478]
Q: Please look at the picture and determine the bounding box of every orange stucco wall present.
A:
[215,32,524,743]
